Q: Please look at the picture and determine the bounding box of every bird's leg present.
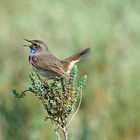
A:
[35,73,52,88]
[35,73,48,87]
[36,73,42,80]
[43,79,49,88]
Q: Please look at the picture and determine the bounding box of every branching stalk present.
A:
[12,66,87,140]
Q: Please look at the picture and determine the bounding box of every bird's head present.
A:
[24,39,48,56]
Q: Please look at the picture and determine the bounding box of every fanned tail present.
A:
[62,48,91,72]
[75,48,90,58]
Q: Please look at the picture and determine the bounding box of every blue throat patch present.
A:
[30,47,36,56]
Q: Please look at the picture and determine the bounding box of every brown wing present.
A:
[31,55,69,77]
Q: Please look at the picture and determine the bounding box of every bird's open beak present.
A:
[23,39,33,48]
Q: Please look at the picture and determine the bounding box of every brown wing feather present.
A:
[31,55,69,77]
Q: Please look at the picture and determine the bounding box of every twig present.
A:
[55,130,61,140]
[62,127,68,140]
[67,89,83,128]
[50,119,62,140]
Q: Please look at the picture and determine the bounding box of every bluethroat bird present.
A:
[24,39,90,79]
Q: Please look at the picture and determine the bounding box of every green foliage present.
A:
[0,96,31,140]
[12,65,87,139]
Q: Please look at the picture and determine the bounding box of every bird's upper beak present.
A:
[24,39,33,43]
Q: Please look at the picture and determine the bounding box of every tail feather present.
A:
[62,48,90,73]
[75,47,90,58]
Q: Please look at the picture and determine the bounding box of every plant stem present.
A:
[50,119,62,140]
[67,89,83,128]
[55,131,62,140]
[62,127,68,140]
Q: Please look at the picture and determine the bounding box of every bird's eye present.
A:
[33,43,38,47]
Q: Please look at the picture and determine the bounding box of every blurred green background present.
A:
[0,0,140,140]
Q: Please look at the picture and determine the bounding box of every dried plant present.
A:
[12,65,87,140]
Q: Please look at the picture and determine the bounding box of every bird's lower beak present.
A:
[22,44,29,47]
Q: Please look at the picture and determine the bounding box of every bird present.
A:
[24,39,90,79]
